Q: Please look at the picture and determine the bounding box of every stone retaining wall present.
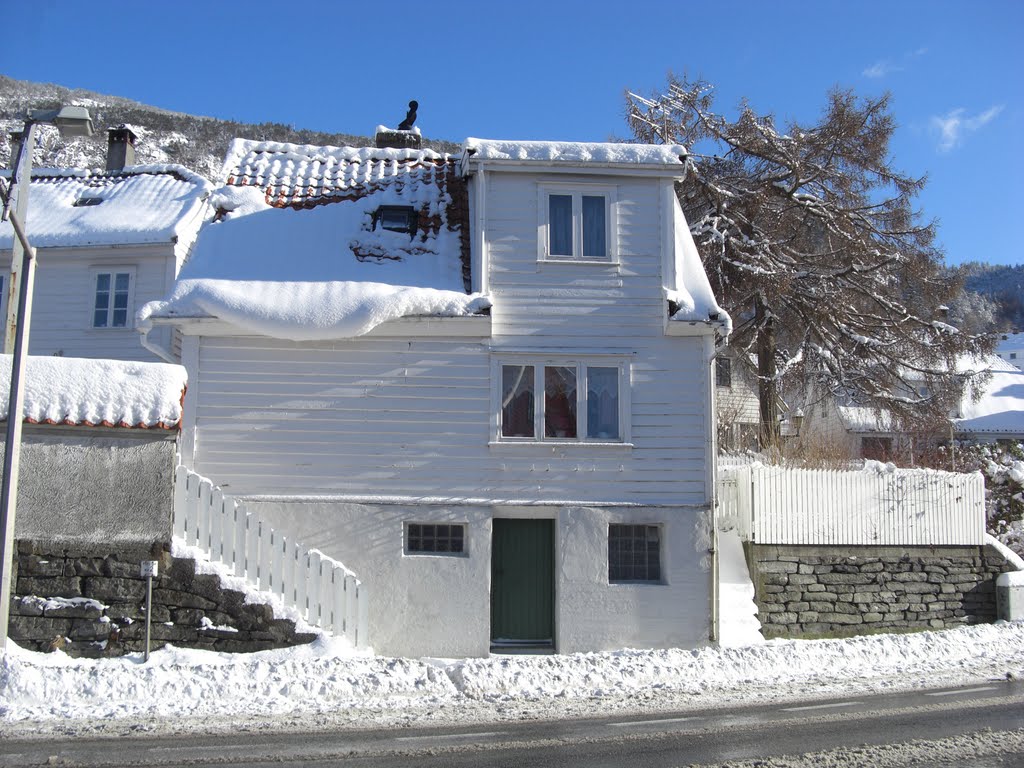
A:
[749,544,1014,639]
[9,539,317,657]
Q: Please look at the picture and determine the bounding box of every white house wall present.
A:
[188,332,710,506]
[1,244,176,362]
[249,499,711,657]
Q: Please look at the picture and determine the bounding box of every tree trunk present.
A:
[756,296,779,450]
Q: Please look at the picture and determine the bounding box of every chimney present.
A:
[375,127,421,151]
[106,126,137,171]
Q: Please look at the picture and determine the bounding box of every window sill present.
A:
[489,440,634,452]
[538,258,619,267]
[608,580,668,587]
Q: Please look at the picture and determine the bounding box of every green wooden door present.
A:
[490,518,555,647]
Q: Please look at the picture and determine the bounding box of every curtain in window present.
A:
[544,366,577,438]
[501,365,535,437]
[548,195,573,257]
[581,195,606,258]
[94,273,111,327]
[587,366,619,439]
[112,273,130,327]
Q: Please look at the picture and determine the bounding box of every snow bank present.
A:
[3,622,1022,726]
[0,355,186,428]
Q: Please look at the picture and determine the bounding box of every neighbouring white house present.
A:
[0,127,212,362]
[996,332,1024,372]
[798,354,1024,460]
[954,354,1024,442]
[714,351,784,453]
[139,128,731,658]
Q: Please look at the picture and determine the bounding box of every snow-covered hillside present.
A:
[0,75,458,180]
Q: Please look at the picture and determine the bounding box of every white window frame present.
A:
[538,183,617,264]
[492,356,631,445]
[89,267,136,330]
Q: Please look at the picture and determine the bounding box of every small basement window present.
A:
[72,196,104,207]
[374,205,417,234]
[405,523,466,555]
[608,524,662,583]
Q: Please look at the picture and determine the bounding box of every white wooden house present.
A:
[0,128,212,362]
[140,131,730,657]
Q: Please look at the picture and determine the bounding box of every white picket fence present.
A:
[174,466,369,648]
[717,463,986,546]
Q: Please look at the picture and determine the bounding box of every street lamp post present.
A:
[0,106,93,651]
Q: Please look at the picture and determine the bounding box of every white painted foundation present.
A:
[248,500,712,658]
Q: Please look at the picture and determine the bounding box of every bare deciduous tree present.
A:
[627,75,989,445]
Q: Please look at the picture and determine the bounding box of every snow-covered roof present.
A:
[0,355,186,429]
[463,138,687,168]
[140,139,485,341]
[219,139,455,207]
[0,165,212,250]
[667,196,731,331]
[833,354,1024,437]
[955,355,1024,436]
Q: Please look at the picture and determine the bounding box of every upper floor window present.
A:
[539,184,616,262]
[92,269,133,329]
[498,359,626,442]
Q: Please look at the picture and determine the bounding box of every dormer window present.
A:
[374,205,417,235]
[73,196,104,207]
[538,183,617,263]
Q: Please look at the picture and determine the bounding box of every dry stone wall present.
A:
[9,539,317,657]
[749,544,1013,639]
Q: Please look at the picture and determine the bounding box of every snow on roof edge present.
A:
[462,138,688,167]
[0,355,187,430]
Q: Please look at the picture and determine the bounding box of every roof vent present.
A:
[106,125,138,171]
[375,100,421,150]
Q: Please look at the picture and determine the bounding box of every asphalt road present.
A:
[3,681,1023,767]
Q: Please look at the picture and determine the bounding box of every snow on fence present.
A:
[717,464,986,546]
[173,466,369,648]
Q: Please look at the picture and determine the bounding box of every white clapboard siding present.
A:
[174,465,369,647]
[187,170,716,508]
[717,465,985,546]
[0,245,176,362]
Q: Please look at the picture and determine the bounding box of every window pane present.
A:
[608,524,661,583]
[587,367,619,439]
[581,196,606,258]
[716,358,732,388]
[544,366,577,438]
[548,194,573,257]
[406,522,466,554]
[114,273,130,292]
[95,273,110,292]
[501,365,535,437]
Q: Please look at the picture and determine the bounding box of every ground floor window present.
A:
[608,524,662,582]
[405,523,466,555]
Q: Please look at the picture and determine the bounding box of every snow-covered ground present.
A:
[2,621,1022,740]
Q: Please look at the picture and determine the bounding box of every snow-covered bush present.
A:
[943,441,1024,557]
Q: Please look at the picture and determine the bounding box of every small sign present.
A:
[140,560,159,578]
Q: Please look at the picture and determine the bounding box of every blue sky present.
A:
[3,0,1021,267]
